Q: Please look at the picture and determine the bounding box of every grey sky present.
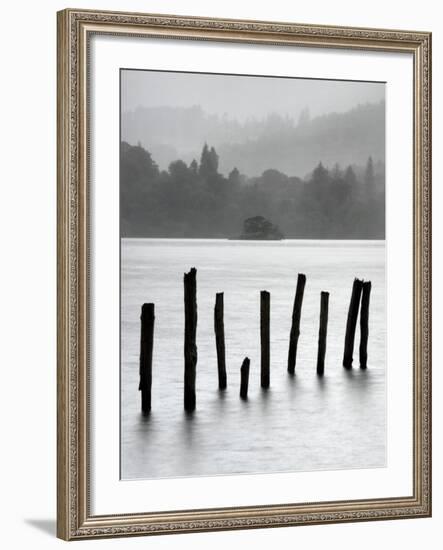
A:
[121,69,385,121]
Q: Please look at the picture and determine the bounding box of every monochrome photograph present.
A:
[119,68,386,481]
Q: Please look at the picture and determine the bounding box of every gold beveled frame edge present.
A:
[56,8,431,541]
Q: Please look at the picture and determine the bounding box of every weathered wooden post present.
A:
[184,268,197,412]
[139,303,154,414]
[343,278,363,369]
[316,292,329,376]
[214,292,227,389]
[288,273,306,374]
[240,357,250,399]
[260,290,270,388]
[359,281,372,369]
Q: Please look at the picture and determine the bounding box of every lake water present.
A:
[121,238,386,480]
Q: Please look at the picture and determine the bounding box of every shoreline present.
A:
[121,236,386,242]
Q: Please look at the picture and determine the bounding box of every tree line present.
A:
[122,101,385,177]
[120,141,385,239]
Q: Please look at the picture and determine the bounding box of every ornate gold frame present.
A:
[57,8,432,540]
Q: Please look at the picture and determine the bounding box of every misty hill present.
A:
[120,141,385,240]
[121,101,385,177]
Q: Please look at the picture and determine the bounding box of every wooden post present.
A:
[260,290,270,388]
[343,278,363,369]
[359,281,372,369]
[139,303,154,414]
[184,268,197,412]
[240,357,250,399]
[316,292,329,376]
[214,292,227,389]
[287,273,306,374]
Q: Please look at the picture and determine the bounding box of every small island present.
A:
[237,216,284,240]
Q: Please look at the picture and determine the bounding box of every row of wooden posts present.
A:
[139,269,372,414]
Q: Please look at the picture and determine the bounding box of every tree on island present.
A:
[240,216,284,240]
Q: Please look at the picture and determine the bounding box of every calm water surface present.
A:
[121,239,386,480]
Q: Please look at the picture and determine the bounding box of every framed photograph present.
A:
[57,8,432,540]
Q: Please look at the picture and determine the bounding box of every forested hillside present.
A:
[120,141,385,239]
[122,101,385,177]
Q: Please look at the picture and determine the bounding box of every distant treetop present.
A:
[239,216,284,240]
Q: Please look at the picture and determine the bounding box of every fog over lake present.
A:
[120,70,386,481]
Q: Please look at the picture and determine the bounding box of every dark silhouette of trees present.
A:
[228,167,242,188]
[364,156,375,200]
[120,141,385,239]
[189,158,198,175]
[122,101,385,178]
[240,216,284,240]
[199,144,219,181]
[344,166,357,187]
[120,142,160,235]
